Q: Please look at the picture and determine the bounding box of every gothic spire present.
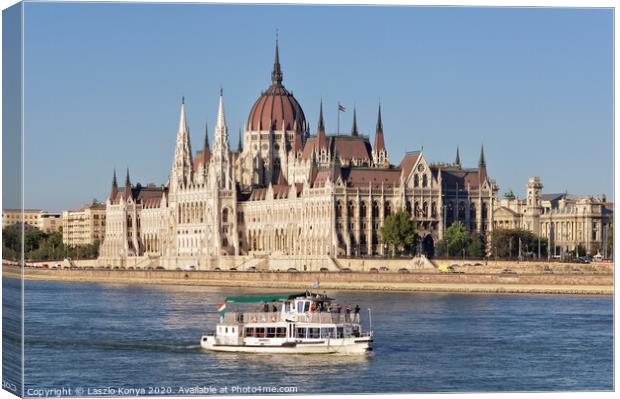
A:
[237,129,243,153]
[316,100,328,150]
[271,31,283,86]
[216,88,227,130]
[204,122,210,150]
[179,96,188,134]
[351,107,359,136]
[318,99,325,134]
[455,146,461,167]
[478,144,487,182]
[110,169,118,199]
[125,167,131,187]
[373,104,385,152]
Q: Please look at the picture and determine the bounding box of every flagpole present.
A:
[337,102,340,135]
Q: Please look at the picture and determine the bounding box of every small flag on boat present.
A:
[312,280,320,289]
[217,303,226,315]
[338,103,346,112]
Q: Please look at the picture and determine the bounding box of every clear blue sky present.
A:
[16,3,613,212]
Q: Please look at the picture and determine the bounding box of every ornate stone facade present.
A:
[97,41,499,269]
[493,177,612,256]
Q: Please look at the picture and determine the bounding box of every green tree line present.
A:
[2,226,100,261]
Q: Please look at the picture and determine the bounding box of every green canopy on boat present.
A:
[224,292,308,303]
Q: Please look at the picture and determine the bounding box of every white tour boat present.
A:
[200,291,373,354]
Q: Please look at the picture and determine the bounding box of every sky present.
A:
[10,2,614,211]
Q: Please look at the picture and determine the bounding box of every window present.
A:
[267,328,277,338]
[276,328,287,338]
[321,328,335,338]
[255,328,265,338]
[304,302,310,312]
[336,327,344,338]
[296,327,307,338]
[308,328,320,339]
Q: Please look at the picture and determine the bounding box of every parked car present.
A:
[379,266,389,272]
[319,267,329,272]
[501,268,517,275]
[398,268,410,274]
[213,267,221,271]
[542,266,554,274]
[473,263,483,266]
[287,268,298,273]
[229,268,238,271]
[247,266,257,272]
[341,268,352,273]
[369,267,379,273]
[155,266,165,270]
[185,265,196,271]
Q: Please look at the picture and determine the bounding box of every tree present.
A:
[444,221,470,257]
[491,228,547,259]
[380,210,417,256]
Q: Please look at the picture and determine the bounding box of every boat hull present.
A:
[200,335,372,354]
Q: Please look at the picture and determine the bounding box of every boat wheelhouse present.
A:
[200,291,373,354]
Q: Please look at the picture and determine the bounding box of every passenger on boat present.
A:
[354,304,361,322]
[263,303,269,312]
[345,304,352,322]
[272,304,278,312]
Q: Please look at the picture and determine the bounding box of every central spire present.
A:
[271,30,283,86]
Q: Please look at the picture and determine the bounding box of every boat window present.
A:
[296,301,304,313]
[245,327,254,337]
[336,327,344,338]
[308,327,320,339]
[267,328,277,338]
[321,328,335,338]
[296,327,306,338]
[276,327,286,338]
[256,327,265,338]
[284,302,291,312]
[304,302,310,312]
[225,327,228,333]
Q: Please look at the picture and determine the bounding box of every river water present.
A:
[2,278,613,395]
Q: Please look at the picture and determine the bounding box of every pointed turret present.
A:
[478,144,487,182]
[170,97,194,191]
[455,146,461,167]
[351,107,359,136]
[212,89,232,189]
[373,104,386,152]
[316,100,328,151]
[372,104,388,166]
[123,167,132,199]
[271,33,283,86]
[203,122,211,164]
[110,169,118,200]
[237,129,243,153]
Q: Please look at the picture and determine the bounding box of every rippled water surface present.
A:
[3,278,613,394]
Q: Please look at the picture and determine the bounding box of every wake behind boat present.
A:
[200,291,373,354]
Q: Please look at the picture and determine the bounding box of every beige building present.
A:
[494,177,612,256]
[98,41,498,269]
[2,209,62,233]
[62,203,107,247]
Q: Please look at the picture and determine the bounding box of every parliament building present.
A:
[97,41,499,269]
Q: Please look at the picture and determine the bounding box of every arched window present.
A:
[360,201,367,218]
[347,200,355,216]
[222,208,229,223]
[336,200,343,218]
[458,202,466,220]
[422,175,428,188]
[384,202,392,217]
[414,174,419,187]
[431,202,437,218]
[372,201,380,218]
[423,201,428,218]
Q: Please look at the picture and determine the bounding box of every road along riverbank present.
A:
[3,266,613,295]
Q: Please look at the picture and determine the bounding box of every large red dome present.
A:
[246,41,306,132]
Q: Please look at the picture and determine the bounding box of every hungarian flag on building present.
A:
[217,303,226,316]
[338,103,346,112]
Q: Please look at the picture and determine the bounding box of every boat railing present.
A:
[223,312,282,324]
[222,311,362,324]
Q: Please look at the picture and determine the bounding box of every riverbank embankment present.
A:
[3,265,613,295]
